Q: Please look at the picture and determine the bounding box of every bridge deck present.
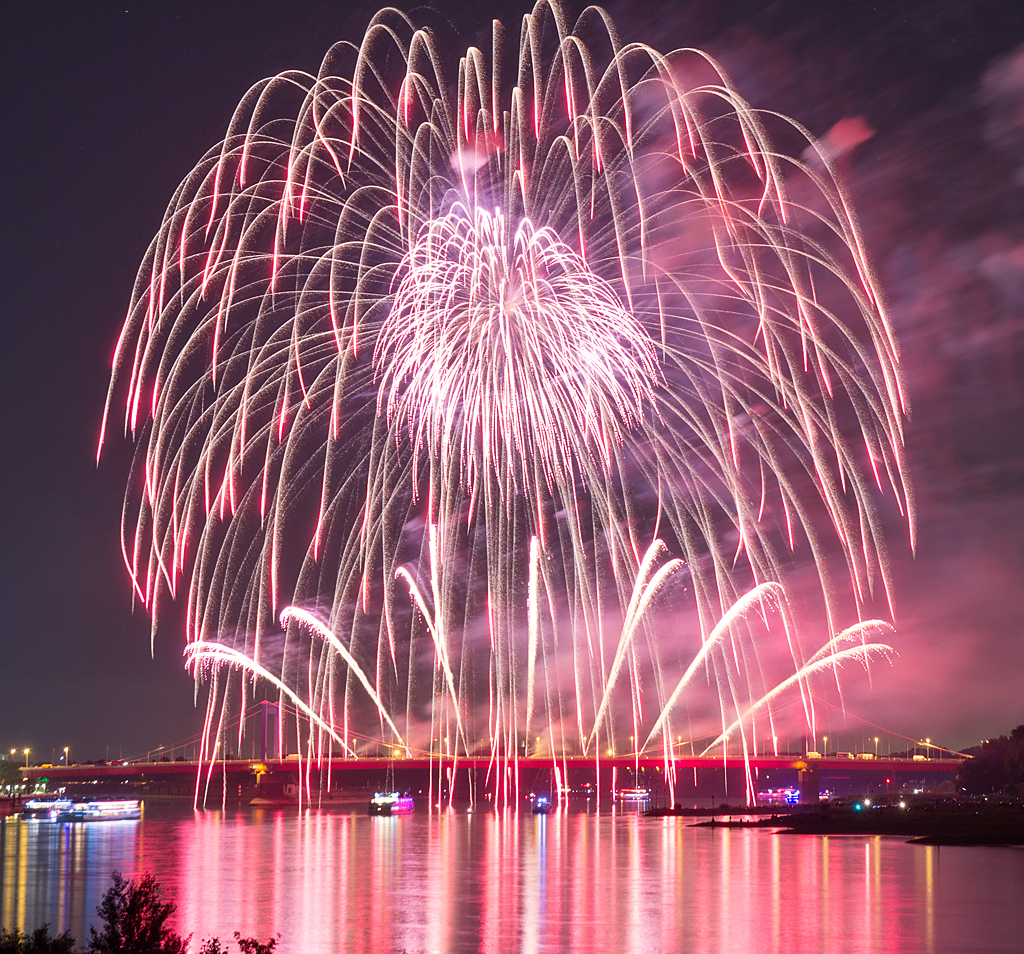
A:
[22,754,962,781]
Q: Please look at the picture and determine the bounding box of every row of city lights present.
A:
[817,736,936,756]
[4,736,942,765]
[7,746,70,766]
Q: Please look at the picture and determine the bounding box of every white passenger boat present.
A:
[55,798,142,821]
[21,797,72,819]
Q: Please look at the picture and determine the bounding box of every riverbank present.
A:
[771,800,1024,845]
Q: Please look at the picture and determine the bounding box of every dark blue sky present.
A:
[2,0,1023,761]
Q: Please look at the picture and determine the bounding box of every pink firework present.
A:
[102,1,910,794]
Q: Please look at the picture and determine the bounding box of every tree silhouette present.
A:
[959,725,1024,794]
[88,873,188,954]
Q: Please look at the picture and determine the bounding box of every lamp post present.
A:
[823,736,828,757]
[874,737,879,757]
[64,746,69,766]
[23,749,30,768]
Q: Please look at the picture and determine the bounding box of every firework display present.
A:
[101,1,910,799]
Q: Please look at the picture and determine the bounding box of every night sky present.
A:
[3,0,1023,762]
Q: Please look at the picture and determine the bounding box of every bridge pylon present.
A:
[260,701,279,761]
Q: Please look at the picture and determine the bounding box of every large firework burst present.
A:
[102,1,910,785]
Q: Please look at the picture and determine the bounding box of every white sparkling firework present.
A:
[102,1,911,798]
[377,205,659,491]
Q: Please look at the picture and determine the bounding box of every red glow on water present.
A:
[5,810,1023,953]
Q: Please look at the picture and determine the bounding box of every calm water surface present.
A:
[2,805,1022,953]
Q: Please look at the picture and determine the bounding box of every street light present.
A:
[823,736,828,756]
[874,737,879,757]
[64,746,69,766]
[23,749,30,767]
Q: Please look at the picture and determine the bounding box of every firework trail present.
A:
[102,1,910,788]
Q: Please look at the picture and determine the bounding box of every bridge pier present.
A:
[799,765,820,804]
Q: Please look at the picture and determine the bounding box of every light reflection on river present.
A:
[2,806,1023,953]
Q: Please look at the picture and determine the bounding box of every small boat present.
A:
[56,799,142,821]
[532,794,553,814]
[614,788,650,802]
[368,792,415,815]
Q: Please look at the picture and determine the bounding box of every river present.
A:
[2,805,1022,953]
